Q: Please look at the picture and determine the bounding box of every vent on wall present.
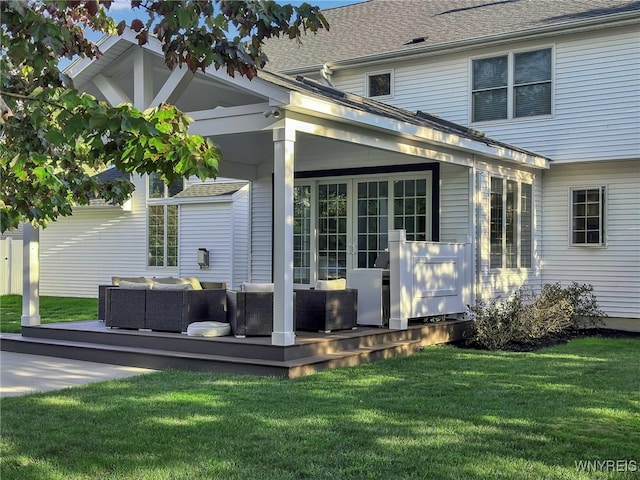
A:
[404,36,427,45]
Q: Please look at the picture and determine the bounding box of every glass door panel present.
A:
[293,185,312,284]
[393,178,429,241]
[317,182,348,280]
[356,180,389,268]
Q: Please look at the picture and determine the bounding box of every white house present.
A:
[261,0,640,322]
[16,0,639,345]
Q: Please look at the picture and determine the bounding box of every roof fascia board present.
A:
[187,104,277,136]
[281,15,640,75]
[287,115,470,167]
[287,91,549,169]
[65,29,156,78]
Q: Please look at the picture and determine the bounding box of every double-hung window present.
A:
[490,177,533,269]
[472,48,552,122]
[147,173,183,267]
[570,187,606,246]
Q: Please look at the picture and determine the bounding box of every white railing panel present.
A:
[389,230,471,329]
[0,238,23,295]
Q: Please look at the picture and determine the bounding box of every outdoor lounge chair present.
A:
[105,287,147,330]
[295,284,358,333]
[226,290,276,337]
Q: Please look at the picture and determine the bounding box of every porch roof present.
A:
[260,70,550,163]
[66,31,550,169]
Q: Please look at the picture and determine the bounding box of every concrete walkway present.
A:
[0,351,156,397]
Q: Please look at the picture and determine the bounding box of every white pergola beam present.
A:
[92,73,132,106]
[151,66,194,106]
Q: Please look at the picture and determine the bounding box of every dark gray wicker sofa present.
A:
[103,277,227,333]
[295,280,357,333]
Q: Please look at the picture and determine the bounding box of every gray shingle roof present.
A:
[260,70,549,160]
[263,0,640,72]
[174,182,247,199]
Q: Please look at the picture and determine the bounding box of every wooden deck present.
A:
[0,319,472,378]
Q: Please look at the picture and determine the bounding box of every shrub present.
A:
[539,282,606,330]
[465,282,606,350]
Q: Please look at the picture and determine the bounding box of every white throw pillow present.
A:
[241,282,274,292]
[119,280,151,290]
[314,279,347,291]
[111,276,149,286]
[153,277,202,290]
[152,282,192,291]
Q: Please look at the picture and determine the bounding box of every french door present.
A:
[293,173,432,286]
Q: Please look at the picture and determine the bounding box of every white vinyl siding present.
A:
[231,186,251,289]
[178,201,235,287]
[439,163,471,243]
[542,160,640,318]
[331,26,640,163]
[38,175,246,298]
[39,176,149,298]
[250,177,273,283]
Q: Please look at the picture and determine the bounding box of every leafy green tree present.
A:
[0,0,328,232]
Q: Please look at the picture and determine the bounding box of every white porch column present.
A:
[388,229,409,330]
[21,223,41,326]
[271,126,296,346]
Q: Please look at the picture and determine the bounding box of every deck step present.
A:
[0,333,423,378]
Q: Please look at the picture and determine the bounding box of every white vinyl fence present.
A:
[0,238,22,295]
[388,229,473,329]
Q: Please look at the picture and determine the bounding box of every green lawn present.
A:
[1,337,639,480]
[0,295,97,333]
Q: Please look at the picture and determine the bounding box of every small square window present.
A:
[570,186,606,246]
[367,72,392,97]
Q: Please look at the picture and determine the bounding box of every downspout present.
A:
[320,63,333,87]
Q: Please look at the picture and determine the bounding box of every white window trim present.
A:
[365,69,394,99]
[146,174,184,268]
[568,185,607,248]
[489,176,534,271]
[469,45,555,125]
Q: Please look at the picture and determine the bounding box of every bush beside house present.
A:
[465,283,606,351]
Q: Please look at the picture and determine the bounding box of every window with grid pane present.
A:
[393,179,428,242]
[472,48,551,122]
[317,183,348,280]
[147,173,183,267]
[490,177,533,269]
[357,181,389,268]
[294,185,312,284]
[571,187,605,245]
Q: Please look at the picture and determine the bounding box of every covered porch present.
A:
[18,32,549,352]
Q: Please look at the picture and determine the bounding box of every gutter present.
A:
[278,13,640,75]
